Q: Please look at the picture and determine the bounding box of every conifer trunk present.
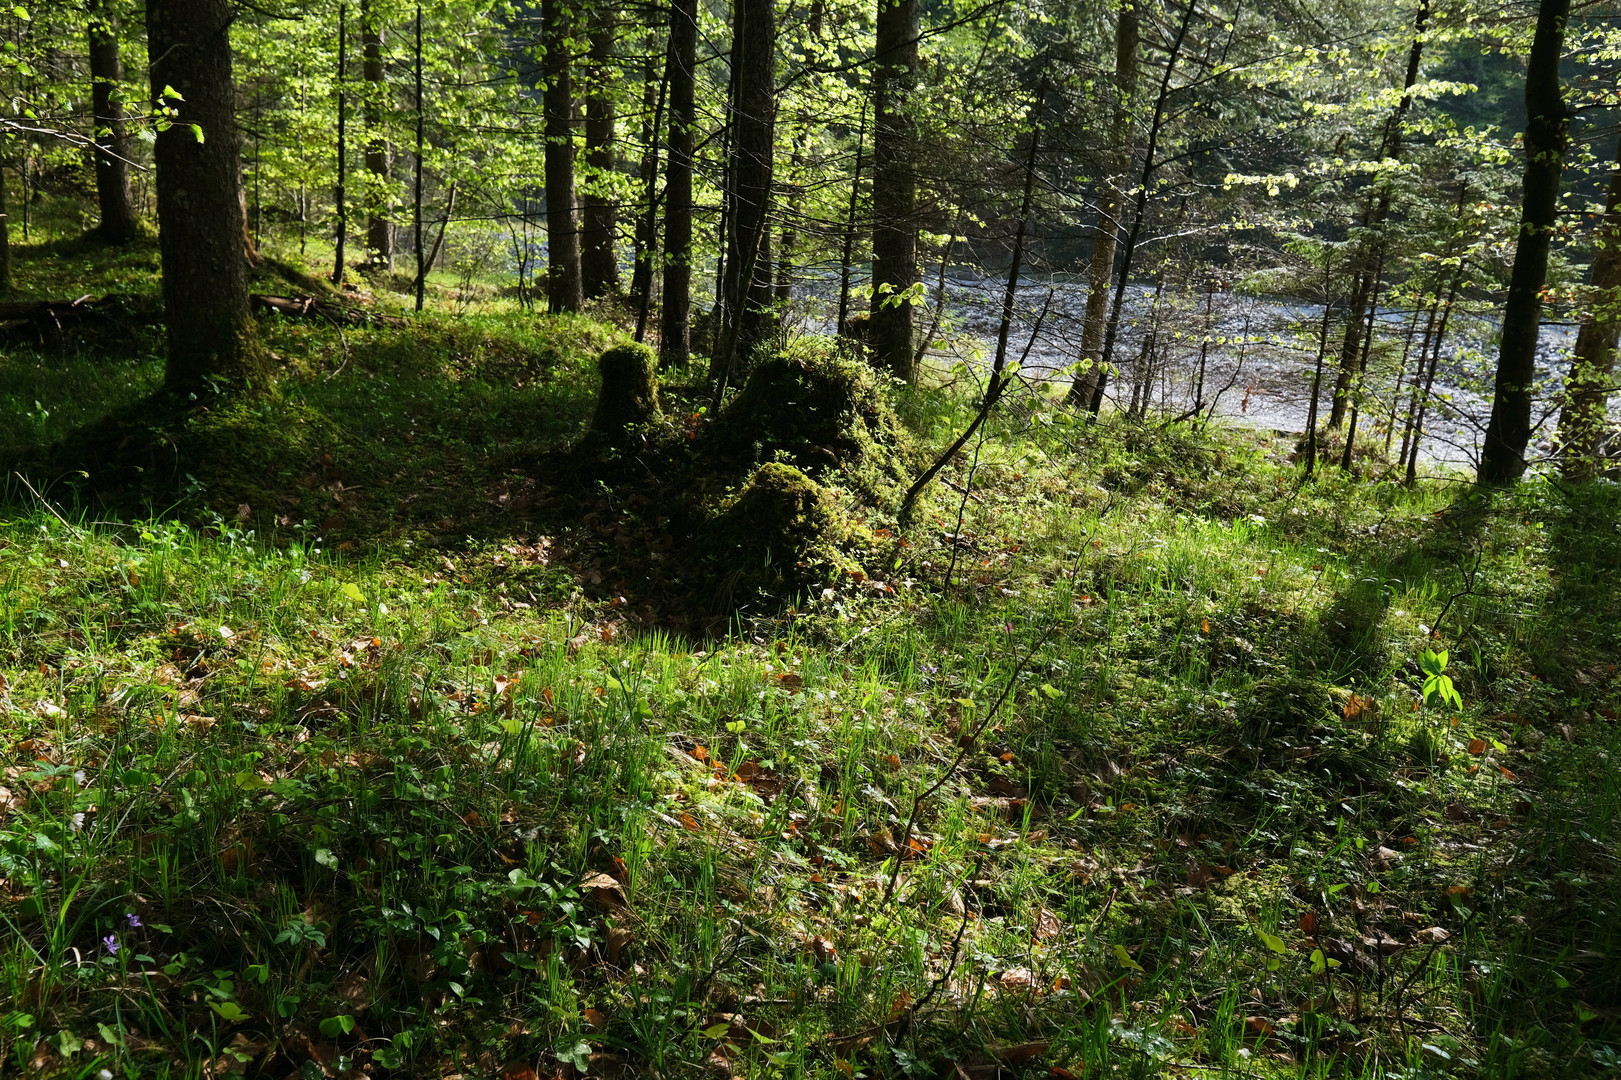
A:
[88,0,139,243]
[361,1,393,270]
[870,0,920,382]
[543,0,583,313]
[1069,3,1137,407]
[659,0,697,364]
[1557,139,1621,478]
[1481,0,1570,483]
[582,15,619,299]
[0,161,11,295]
[146,0,264,391]
[712,0,776,384]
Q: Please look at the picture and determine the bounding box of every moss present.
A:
[705,341,915,506]
[586,342,662,448]
[704,463,849,597]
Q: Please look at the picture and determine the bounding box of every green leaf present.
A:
[1040,683,1062,699]
[1309,948,1340,974]
[1256,929,1287,954]
[319,1015,357,1038]
[702,1022,732,1040]
[234,770,270,791]
[341,582,366,603]
[208,1002,249,1022]
[314,848,338,869]
[725,720,746,734]
[1113,944,1144,971]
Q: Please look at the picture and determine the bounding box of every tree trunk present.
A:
[634,49,666,343]
[333,0,349,285]
[0,161,11,295]
[413,3,425,312]
[361,1,393,270]
[1069,2,1137,407]
[543,0,583,313]
[659,0,697,365]
[712,0,776,385]
[1480,0,1571,484]
[581,14,619,299]
[869,0,921,382]
[1088,0,1195,415]
[146,0,264,391]
[88,0,139,243]
[836,103,867,338]
[1327,0,1429,429]
[1556,140,1621,478]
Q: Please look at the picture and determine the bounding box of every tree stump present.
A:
[586,342,662,448]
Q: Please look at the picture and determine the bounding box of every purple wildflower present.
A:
[103,934,120,956]
[126,913,142,928]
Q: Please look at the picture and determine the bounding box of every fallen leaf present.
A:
[1244,1016,1274,1038]
[993,1042,1049,1064]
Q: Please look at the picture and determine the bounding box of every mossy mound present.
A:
[706,462,849,595]
[585,342,663,448]
[705,343,915,505]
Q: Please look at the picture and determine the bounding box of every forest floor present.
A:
[0,217,1618,1080]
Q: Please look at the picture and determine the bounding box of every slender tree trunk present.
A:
[837,103,867,337]
[634,50,667,344]
[1557,139,1621,478]
[0,161,11,295]
[360,1,392,270]
[582,14,620,299]
[1383,299,1425,458]
[659,0,697,364]
[1481,0,1571,484]
[1069,2,1138,407]
[413,3,426,311]
[542,0,582,312]
[1339,249,1386,467]
[711,0,776,385]
[1303,259,1337,478]
[1408,269,1463,483]
[1398,294,1442,468]
[333,0,349,285]
[147,0,264,391]
[1089,0,1195,415]
[88,0,138,243]
[1328,0,1429,429]
[870,0,921,381]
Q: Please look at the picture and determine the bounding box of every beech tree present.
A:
[87,0,139,243]
[146,0,265,391]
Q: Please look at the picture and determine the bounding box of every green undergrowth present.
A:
[0,230,1618,1080]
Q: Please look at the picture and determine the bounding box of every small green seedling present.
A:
[1420,649,1462,711]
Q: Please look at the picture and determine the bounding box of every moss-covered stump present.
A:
[706,344,914,504]
[705,462,848,596]
[585,342,662,448]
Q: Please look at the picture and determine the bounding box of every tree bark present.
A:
[581,13,619,299]
[543,0,583,313]
[146,0,264,391]
[0,160,11,296]
[1480,0,1570,484]
[413,2,425,312]
[1557,139,1621,479]
[88,0,139,243]
[360,1,393,270]
[712,0,776,385]
[1069,2,1137,407]
[659,0,697,364]
[870,0,921,382]
[332,0,349,285]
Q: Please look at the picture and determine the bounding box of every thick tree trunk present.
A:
[1069,3,1137,407]
[360,1,393,270]
[581,16,619,299]
[543,0,583,313]
[1327,0,1429,429]
[712,0,776,385]
[88,0,139,243]
[659,0,697,365]
[1480,0,1570,484]
[1557,140,1621,478]
[869,0,921,382]
[146,0,264,391]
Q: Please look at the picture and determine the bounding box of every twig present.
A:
[883,622,1057,903]
[12,472,80,536]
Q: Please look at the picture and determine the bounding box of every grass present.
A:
[0,199,1618,1079]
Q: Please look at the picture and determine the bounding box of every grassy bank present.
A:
[1,226,1618,1080]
